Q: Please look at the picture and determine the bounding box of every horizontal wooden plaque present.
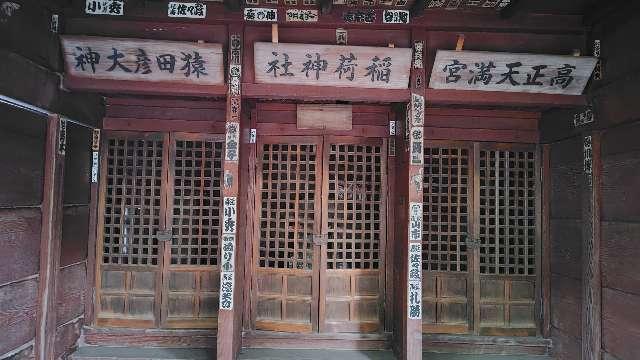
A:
[255,42,411,90]
[429,50,597,95]
[61,36,224,87]
[297,104,353,130]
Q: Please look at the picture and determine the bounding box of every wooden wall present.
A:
[0,2,102,358]
[547,136,584,360]
[542,8,640,360]
[0,106,46,359]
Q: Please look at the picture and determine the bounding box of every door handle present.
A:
[310,234,327,246]
[156,229,173,242]
[463,233,479,248]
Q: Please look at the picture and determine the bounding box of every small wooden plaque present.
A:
[297,104,353,131]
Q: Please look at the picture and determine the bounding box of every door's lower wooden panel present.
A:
[323,270,380,333]
[422,272,470,334]
[255,269,313,333]
[479,275,536,336]
[164,269,219,329]
[97,268,157,328]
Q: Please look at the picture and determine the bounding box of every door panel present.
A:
[96,132,223,329]
[477,146,538,336]
[253,138,322,333]
[96,133,167,327]
[321,138,386,333]
[251,136,387,334]
[162,134,224,328]
[421,142,540,336]
[421,143,473,334]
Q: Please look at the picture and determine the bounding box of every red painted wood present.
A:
[256,123,388,137]
[105,97,226,109]
[424,127,539,143]
[63,18,229,44]
[106,105,226,122]
[425,89,587,108]
[103,118,226,133]
[244,83,410,103]
[64,76,227,98]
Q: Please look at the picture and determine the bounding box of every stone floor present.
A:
[71,347,553,360]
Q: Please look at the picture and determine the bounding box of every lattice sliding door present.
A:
[96,132,167,328]
[162,134,224,329]
[477,144,539,336]
[421,142,473,334]
[321,137,386,333]
[253,137,322,333]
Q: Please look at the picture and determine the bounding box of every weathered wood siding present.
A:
[543,10,640,360]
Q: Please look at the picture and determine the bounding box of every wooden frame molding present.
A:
[35,115,66,360]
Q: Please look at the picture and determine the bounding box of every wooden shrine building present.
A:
[1,0,639,359]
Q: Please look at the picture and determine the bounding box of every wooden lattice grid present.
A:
[102,136,163,266]
[422,146,470,272]
[258,143,316,270]
[479,149,537,276]
[170,139,224,266]
[326,143,382,270]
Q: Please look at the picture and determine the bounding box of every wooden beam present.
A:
[244,84,410,103]
[425,89,587,109]
[35,115,66,360]
[581,132,602,360]
[64,77,227,98]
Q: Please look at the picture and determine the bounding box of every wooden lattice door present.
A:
[161,133,225,329]
[476,144,539,336]
[252,136,387,334]
[421,141,474,334]
[421,142,540,336]
[96,132,224,329]
[253,137,322,333]
[320,136,387,333]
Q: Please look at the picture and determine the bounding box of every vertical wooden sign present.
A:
[404,32,425,360]
[217,29,243,360]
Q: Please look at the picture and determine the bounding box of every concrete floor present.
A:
[71,347,553,360]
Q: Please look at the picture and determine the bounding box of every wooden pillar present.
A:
[581,133,602,360]
[541,144,551,338]
[35,115,66,360]
[85,129,101,325]
[400,29,426,360]
[217,25,243,360]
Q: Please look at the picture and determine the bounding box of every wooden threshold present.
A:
[422,334,552,356]
[82,326,217,348]
[242,331,392,350]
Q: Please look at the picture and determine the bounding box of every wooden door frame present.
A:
[94,130,169,329]
[319,135,388,334]
[249,134,390,334]
[93,130,226,329]
[474,142,540,337]
[419,141,543,337]
[160,132,225,329]
[250,135,324,333]
[421,139,475,335]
